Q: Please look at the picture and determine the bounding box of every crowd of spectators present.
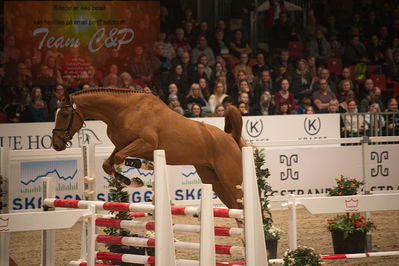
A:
[0,0,398,135]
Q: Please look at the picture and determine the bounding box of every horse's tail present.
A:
[224,105,245,148]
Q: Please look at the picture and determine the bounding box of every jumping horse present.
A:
[52,88,245,209]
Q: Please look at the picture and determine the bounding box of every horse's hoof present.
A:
[114,172,131,186]
[130,177,144,187]
[125,158,142,168]
[142,160,154,170]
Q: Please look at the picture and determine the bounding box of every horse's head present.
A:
[52,91,85,151]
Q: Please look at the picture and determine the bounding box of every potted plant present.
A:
[327,213,376,254]
[328,175,365,196]
[283,246,322,266]
[104,165,152,266]
[254,148,283,259]
[327,175,376,254]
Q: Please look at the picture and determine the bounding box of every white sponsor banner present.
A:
[242,114,339,142]
[261,144,399,196]
[6,143,398,211]
[0,121,112,150]
[8,148,85,211]
[0,114,340,150]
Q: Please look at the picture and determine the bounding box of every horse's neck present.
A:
[74,94,127,125]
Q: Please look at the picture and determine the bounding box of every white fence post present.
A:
[42,177,56,266]
[288,194,297,250]
[361,136,373,251]
[83,144,96,201]
[0,147,10,266]
[87,204,96,266]
[154,150,176,266]
[199,184,216,266]
[242,147,268,266]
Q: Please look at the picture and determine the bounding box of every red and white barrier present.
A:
[129,212,150,218]
[43,199,244,219]
[321,251,399,260]
[268,250,399,264]
[73,261,246,266]
[97,252,155,264]
[95,235,244,256]
[69,263,114,266]
[171,206,243,219]
[95,218,243,237]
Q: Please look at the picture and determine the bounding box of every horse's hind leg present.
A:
[103,148,117,175]
[194,165,240,209]
[212,157,244,210]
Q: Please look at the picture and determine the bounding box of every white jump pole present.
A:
[82,143,97,262]
[0,147,10,266]
[199,184,216,266]
[287,194,298,250]
[361,136,373,251]
[154,150,176,266]
[42,177,57,266]
[242,147,268,266]
[83,144,96,201]
[86,204,96,266]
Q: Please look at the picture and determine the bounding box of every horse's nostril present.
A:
[53,144,60,150]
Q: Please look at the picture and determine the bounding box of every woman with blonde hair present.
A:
[328,99,340,113]
[365,102,385,136]
[186,83,210,113]
[342,100,366,137]
[208,81,228,113]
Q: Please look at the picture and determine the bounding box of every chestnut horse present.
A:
[52,88,244,209]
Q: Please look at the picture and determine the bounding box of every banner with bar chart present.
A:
[9,158,84,211]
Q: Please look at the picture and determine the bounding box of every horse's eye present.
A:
[62,114,69,119]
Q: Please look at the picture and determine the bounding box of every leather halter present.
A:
[52,97,85,145]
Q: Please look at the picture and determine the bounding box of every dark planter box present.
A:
[331,230,366,254]
[266,239,278,259]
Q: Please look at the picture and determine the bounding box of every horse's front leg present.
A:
[114,138,157,187]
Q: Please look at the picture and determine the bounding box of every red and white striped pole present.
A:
[68,262,114,266]
[129,212,150,218]
[95,218,244,237]
[268,251,399,264]
[71,261,247,266]
[95,235,244,256]
[44,199,243,219]
[321,251,399,260]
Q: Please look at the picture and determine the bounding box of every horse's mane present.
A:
[71,87,150,97]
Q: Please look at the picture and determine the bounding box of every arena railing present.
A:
[340,111,399,140]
